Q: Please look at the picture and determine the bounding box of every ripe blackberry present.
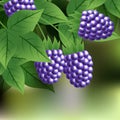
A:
[78,10,114,40]
[4,0,36,16]
[64,50,93,88]
[34,49,65,84]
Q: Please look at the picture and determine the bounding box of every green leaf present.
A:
[0,29,17,67]
[14,32,50,62]
[59,23,76,45]
[67,0,84,15]
[9,57,28,66]
[0,76,10,92]
[97,4,108,15]
[0,0,9,6]
[59,23,84,55]
[87,0,107,9]
[0,11,8,29]
[94,32,120,42]
[52,37,60,49]
[21,62,54,92]
[67,0,107,15]
[35,0,67,25]
[2,62,25,94]
[7,10,43,35]
[105,0,120,18]
[68,11,81,34]
[0,63,5,75]
[43,37,60,50]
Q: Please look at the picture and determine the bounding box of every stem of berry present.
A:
[0,21,7,29]
[37,23,46,40]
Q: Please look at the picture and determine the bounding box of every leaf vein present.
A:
[9,11,41,29]
[7,67,21,90]
[112,0,120,15]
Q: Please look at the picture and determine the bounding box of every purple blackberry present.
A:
[24,0,30,5]
[4,0,36,17]
[63,50,93,88]
[4,3,9,10]
[15,3,21,9]
[29,0,34,4]
[20,4,26,10]
[26,5,31,10]
[6,9,12,16]
[11,0,18,4]
[7,1,13,7]
[78,10,114,40]
[31,4,36,10]
[34,49,65,84]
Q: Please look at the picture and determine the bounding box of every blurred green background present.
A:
[1,40,120,120]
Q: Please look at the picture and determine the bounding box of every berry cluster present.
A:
[63,50,93,88]
[4,0,36,16]
[34,49,65,84]
[78,10,114,40]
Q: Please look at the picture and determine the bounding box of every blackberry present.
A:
[4,0,36,16]
[78,10,114,40]
[34,49,65,84]
[63,50,93,88]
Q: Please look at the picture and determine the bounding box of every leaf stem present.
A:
[0,21,7,29]
[40,17,68,47]
[37,23,46,40]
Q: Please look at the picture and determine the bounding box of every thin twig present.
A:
[37,23,46,40]
[0,21,7,29]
